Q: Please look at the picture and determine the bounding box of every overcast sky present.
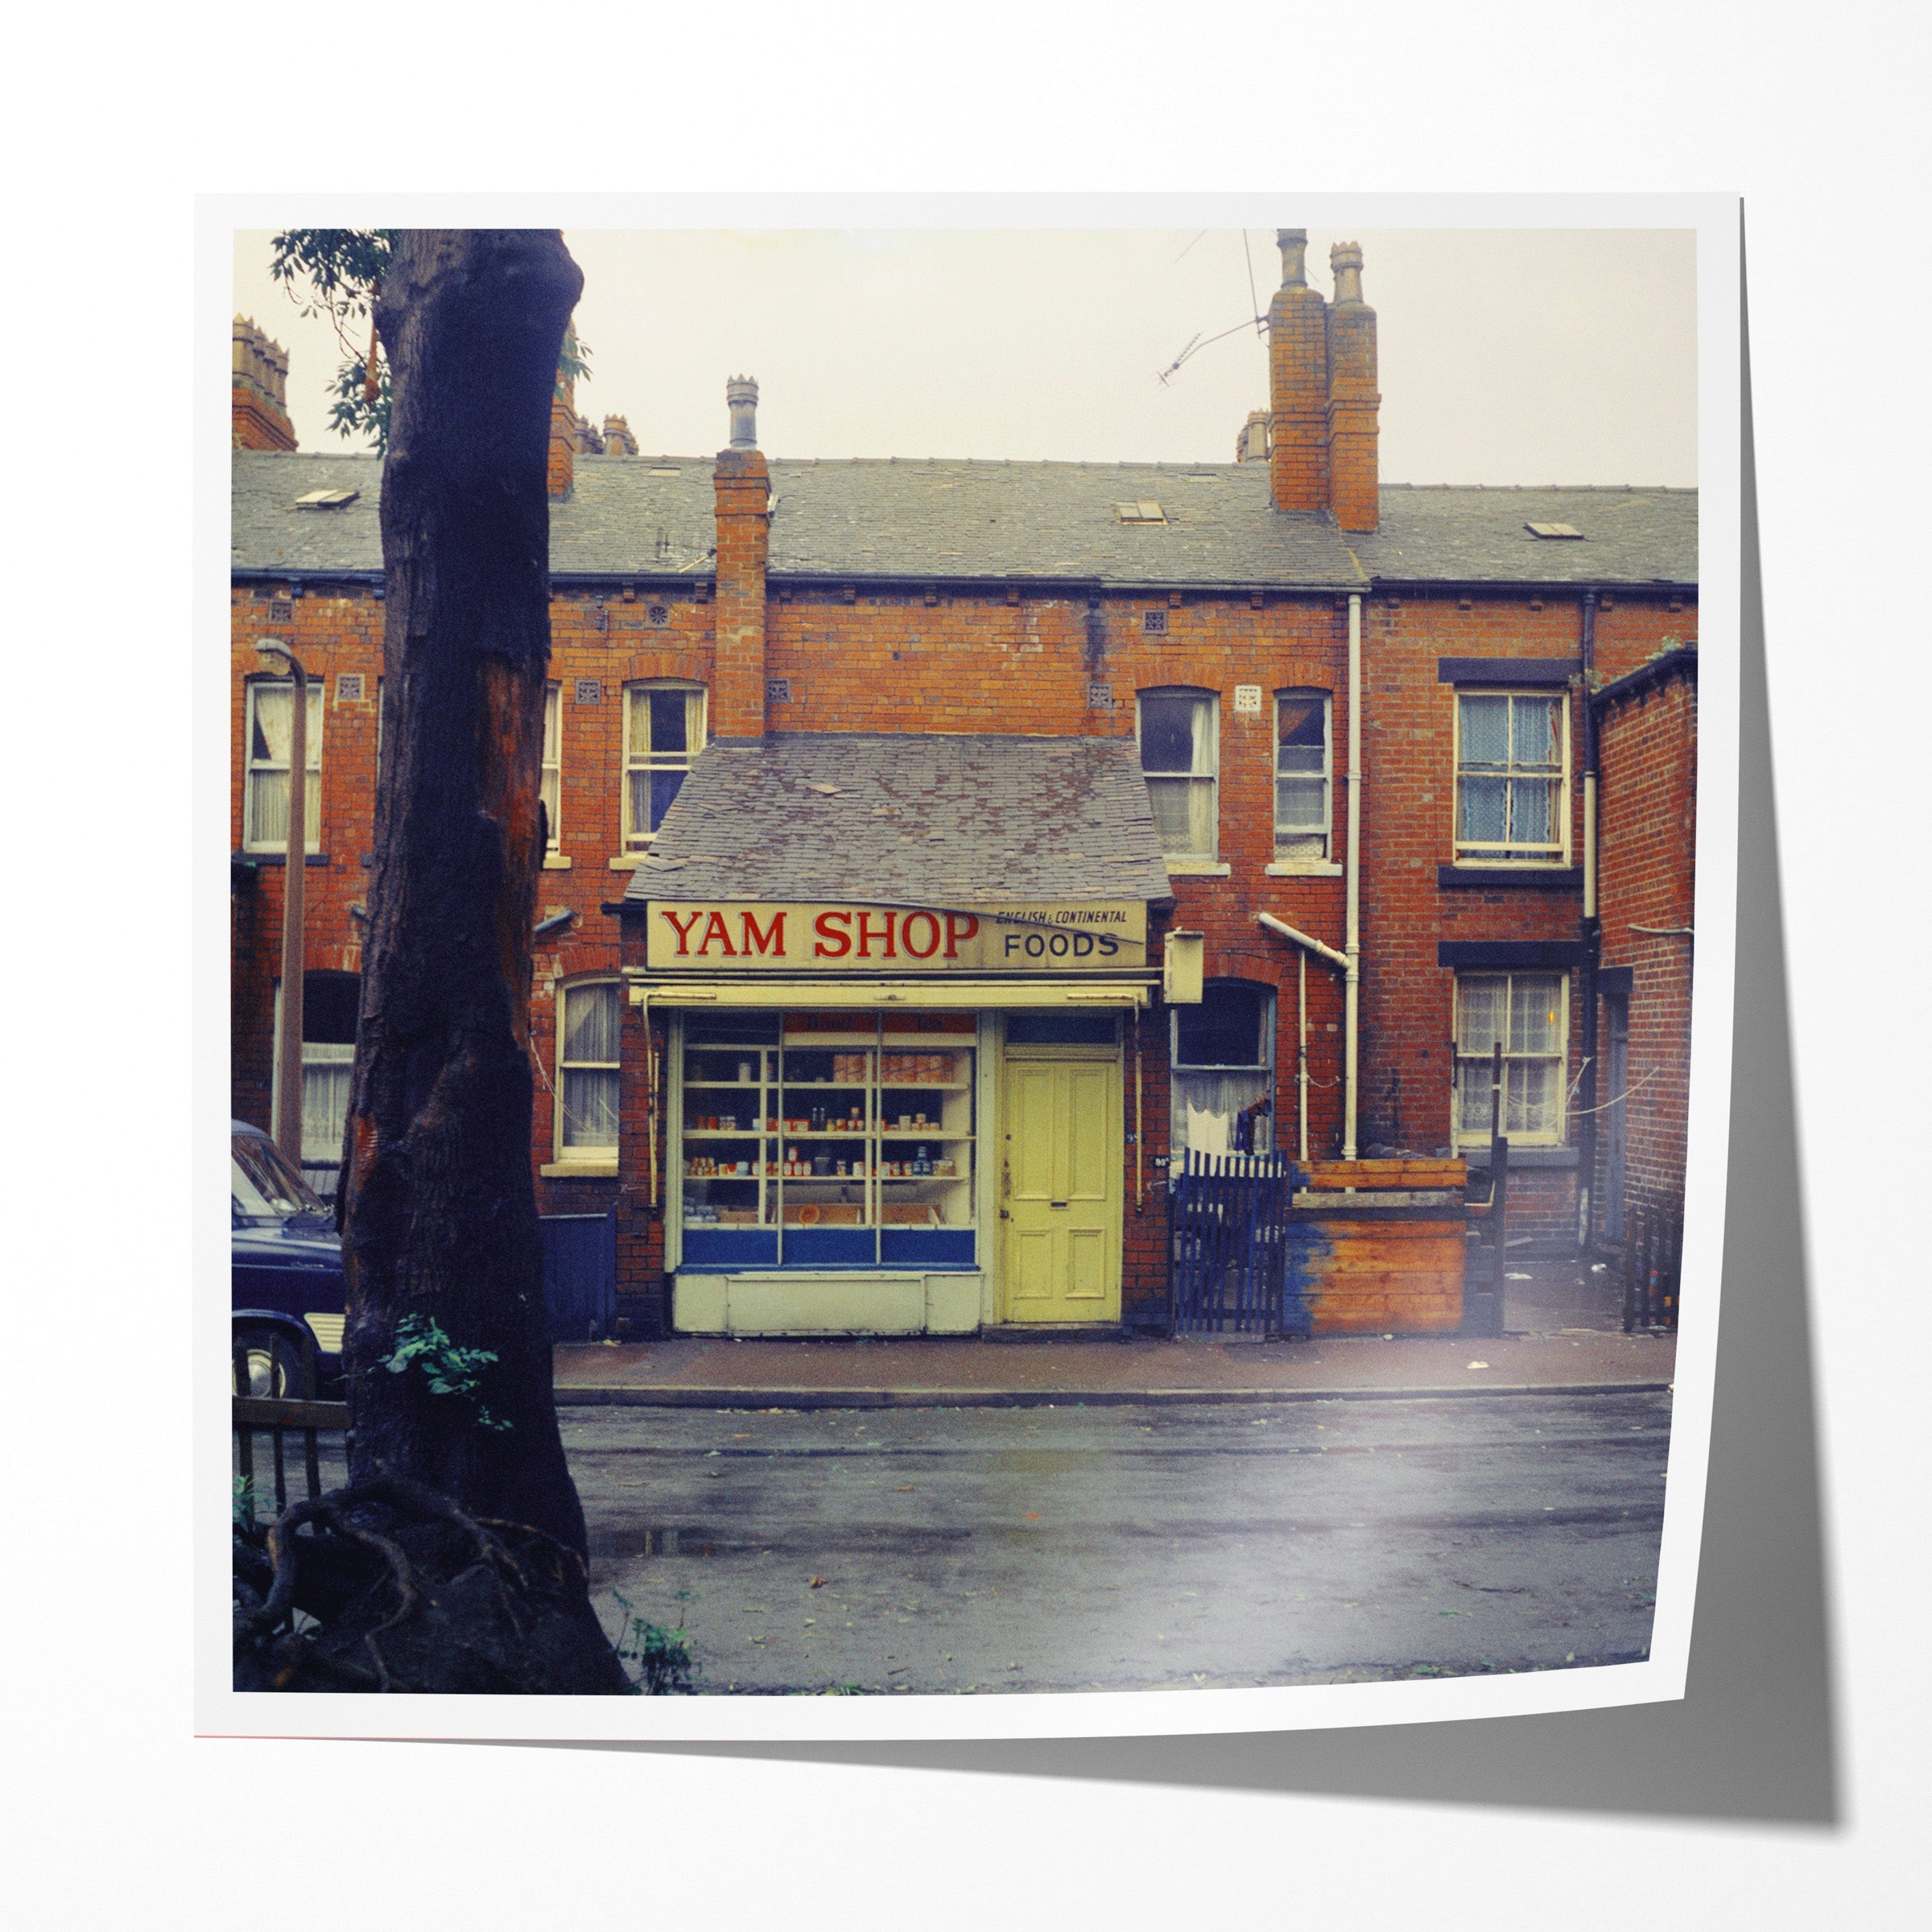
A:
[233,226,1695,486]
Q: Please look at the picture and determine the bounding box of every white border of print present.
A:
[196,190,1737,1744]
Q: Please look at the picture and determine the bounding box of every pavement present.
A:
[552,1253,1673,1410]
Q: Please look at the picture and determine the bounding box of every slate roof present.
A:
[233,452,1697,590]
[625,733,1174,908]
[1348,485,1698,588]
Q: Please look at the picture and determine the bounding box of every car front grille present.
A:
[303,1313,346,1354]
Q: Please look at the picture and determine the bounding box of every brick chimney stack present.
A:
[1267,230,1329,513]
[547,372,578,497]
[712,377,770,740]
[232,316,295,451]
[1325,242,1381,533]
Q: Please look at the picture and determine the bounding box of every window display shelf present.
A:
[678,1010,978,1269]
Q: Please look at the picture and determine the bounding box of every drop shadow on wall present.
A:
[493,217,1839,1827]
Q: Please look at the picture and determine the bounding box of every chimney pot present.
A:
[1331,242,1365,306]
[1276,229,1309,289]
[726,375,759,451]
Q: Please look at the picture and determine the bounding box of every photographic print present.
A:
[208,200,1735,1738]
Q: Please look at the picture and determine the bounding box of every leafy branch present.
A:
[380,1314,512,1430]
[269,228,591,453]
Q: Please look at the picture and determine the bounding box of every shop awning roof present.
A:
[625,732,1174,909]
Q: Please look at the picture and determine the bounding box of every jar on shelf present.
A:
[913,1146,932,1175]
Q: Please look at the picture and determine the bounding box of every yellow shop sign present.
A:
[644,901,1147,973]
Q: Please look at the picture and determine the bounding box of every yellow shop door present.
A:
[1001,1046,1123,1323]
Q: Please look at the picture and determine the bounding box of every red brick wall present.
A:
[1595,658,1697,1228]
[231,559,1697,1319]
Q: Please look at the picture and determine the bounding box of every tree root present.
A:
[234,1468,630,1695]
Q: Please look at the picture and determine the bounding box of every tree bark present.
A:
[341,230,588,1559]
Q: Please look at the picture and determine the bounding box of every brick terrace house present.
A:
[230,232,1698,1338]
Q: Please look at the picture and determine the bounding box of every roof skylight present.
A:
[1116,500,1166,524]
[293,489,360,510]
[1525,521,1583,539]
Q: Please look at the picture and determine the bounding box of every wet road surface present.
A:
[568,1392,1670,1695]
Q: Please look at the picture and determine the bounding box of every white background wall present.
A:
[13,5,1927,1927]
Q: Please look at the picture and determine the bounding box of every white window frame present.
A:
[541,682,561,852]
[1137,687,1220,864]
[243,676,323,852]
[1452,687,1571,866]
[1452,971,1570,1149]
[622,682,707,849]
[553,978,622,1168]
[1273,689,1332,864]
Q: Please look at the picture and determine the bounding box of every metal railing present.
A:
[1621,1201,1683,1332]
[232,1319,350,1521]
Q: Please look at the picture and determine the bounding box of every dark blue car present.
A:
[232,1121,346,1396]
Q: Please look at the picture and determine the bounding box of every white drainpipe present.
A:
[1344,591,1363,1162]
[1255,913,1346,1165]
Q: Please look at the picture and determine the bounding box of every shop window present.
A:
[1454,971,1568,1146]
[244,677,322,851]
[559,980,622,1158]
[1137,688,1218,860]
[623,683,706,848]
[541,683,561,850]
[1274,691,1331,861]
[1170,980,1274,1158]
[1455,690,1568,864]
[677,1011,977,1269]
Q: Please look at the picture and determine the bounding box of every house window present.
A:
[1455,690,1568,863]
[244,678,322,851]
[1275,691,1331,861]
[269,972,359,1202]
[1454,972,1567,1146]
[1171,980,1274,1159]
[541,683,561,850]
[559,980,622,1158]
[1137,688,1218,860]
[623,683,706,848]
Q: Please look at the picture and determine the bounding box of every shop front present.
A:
[617,730,1176,1337]
[628,901,1157,1335]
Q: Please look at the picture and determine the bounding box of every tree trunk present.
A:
[341,230,588,1559]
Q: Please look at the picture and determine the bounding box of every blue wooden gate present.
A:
[1169,1150,1309,1338]
[539,1209,618,1343]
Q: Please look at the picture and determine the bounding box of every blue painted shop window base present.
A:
[881,1228,977,1267]
[777,1228,878,1269]
[677,1228,977,1270]
[680,1228,780,1269]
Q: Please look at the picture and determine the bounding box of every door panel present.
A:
[1067,1226,1108,1302]
[1001,1049,1121,1322]
[1009,1228,1058,1305]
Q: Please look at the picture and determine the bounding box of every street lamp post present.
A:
[256,639,309,1172]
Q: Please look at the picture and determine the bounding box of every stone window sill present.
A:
[1265,861,1344,878]
[541,1159,619,1179]
[609,852,649,870]
[543,852,573,871]
[1164,860,1232,877]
